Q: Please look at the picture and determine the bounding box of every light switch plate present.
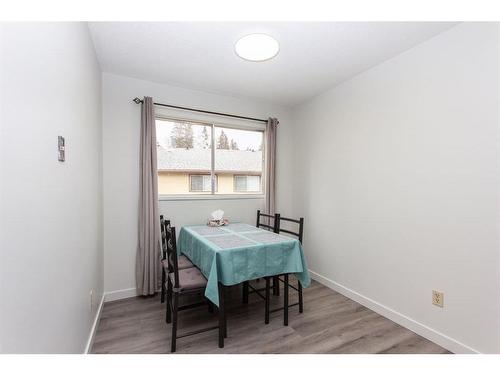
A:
[58,136,65,162]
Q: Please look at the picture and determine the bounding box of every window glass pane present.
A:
[202,175,211,191]
[234,176,247,192]
[156,119,212,194]
[247,175,261,191]
[189,175,216,192]
[190,176,201,191]
[234,175,261,192]
[214,127,263,194]
[156,119,264,196]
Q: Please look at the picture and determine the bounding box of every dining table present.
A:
[178,222,310,308]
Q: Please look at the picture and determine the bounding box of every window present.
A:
[234,175,261,192]
[156,118,264,196]
[213,126,263,195]
[190,175,217,192]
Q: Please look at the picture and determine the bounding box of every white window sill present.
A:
[159,194,265,202]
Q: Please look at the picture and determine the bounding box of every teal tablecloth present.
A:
[178,223,310,306]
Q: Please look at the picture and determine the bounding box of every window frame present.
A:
[155,113,266,201]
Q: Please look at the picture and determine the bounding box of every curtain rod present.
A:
[132,97,269,124]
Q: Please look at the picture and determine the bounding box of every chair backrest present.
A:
[160,215,171,261]
[256,209,280,233]
[277,215,304,244]
[166,224,180,287]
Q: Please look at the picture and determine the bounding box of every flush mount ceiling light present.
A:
[235,34,280,62]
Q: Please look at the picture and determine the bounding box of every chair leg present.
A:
[166,277,172,324]
[273,276,280,296]
[218,283,225,348]
[242,281,249,304]
[160,268,166,303]
[284,274,289,326]
[265,277,270,324]
[298,281,303,313]
[170,293,178,353]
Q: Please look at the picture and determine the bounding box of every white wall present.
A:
[102,73,293,298]
[0,23,103,353]
[291,23,500,353]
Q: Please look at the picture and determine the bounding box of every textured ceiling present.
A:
[89,22,458,106]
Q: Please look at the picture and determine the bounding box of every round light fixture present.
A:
[235,34,279,62]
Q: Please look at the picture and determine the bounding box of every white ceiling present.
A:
[88,22,458,107]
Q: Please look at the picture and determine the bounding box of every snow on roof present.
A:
[157,146,263,173]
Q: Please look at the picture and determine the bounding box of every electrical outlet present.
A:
[432,290,444,307]
[90,289,94,312]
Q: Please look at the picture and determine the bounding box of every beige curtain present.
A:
[265,118,278,216]
[136,96,161,296]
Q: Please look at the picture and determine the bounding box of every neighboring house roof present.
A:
[157,146,263,173]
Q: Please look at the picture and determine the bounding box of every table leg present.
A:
[284,274,289,326]
[242,281,249,304]
[265,277,270,324]
[218,283,225,348]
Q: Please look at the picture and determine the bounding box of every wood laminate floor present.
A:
[91,280,451,354]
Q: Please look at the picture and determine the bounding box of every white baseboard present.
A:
[309,270,480,354]
[104,287,138,302]
[82,288,137,353]
[84,293,105,354]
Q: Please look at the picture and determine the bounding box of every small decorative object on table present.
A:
[207,209,229,227]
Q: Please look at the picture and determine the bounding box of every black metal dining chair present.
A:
[164,224,224,352]
[241,210,280,307]
[265,215,305,326]
[160,215,194,304]
[257,210,283,296]
[255,209,280,232]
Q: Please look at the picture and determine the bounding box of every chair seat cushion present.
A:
[169,267,207,291]
[162,255,193,270]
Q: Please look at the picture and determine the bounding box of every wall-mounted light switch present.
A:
[58,136,65,162]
